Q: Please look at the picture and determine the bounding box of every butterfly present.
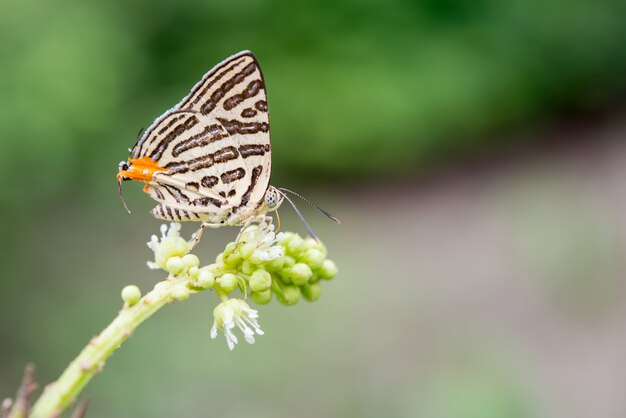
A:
[116,51,338,242]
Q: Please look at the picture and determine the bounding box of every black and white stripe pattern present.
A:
[134,51,272,225]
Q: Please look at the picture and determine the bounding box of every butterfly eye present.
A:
[265,191,277,208]
[119,161,130,171]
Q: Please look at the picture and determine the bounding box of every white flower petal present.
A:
[226,338,235,351]
[243,328,255,344]
[261,231,275,246]
[211,299,264,350]
[243,317,264,335]
[225,327,238,350]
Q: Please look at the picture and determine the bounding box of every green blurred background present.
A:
[1,0,626,417]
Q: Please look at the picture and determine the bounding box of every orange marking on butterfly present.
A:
[116,157,167,183]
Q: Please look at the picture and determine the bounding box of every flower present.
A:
[210,299,264,350]
[239,225,285,264]
[146,223,191,272]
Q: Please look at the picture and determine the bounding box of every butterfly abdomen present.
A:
[151,203,232,224]
[151,204,197,221]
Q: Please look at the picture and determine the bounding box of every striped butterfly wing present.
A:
[132,51,272,224]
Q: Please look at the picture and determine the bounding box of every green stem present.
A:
[29,275,199,418]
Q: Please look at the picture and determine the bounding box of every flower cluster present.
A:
[143,222,337,350]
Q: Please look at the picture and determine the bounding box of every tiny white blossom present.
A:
[260,230,276,246]
[146,223,191,271]
[211,299,264,350]
[243,226,285,263]
[251,245,284,262]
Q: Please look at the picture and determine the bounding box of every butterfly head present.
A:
[117,160,130,181]
[116,157,167,214]
[263,186,284,212]
[116,157,166,183]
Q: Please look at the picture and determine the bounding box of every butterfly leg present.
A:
[259,215,275,235]
[189,223,206,251]
[188,222,220,252]
[235,216,259,245]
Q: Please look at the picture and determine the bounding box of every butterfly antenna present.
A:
[277,190,319,242]
[117,179,131,214]
[278,187,340,224]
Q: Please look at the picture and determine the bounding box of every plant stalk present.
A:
[30,275,194,418]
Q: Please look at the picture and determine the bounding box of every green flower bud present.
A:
[197,269,215,289]
[270,254,294,270]
[222,243,242,266]
[279,285,301,305]
[240,261,255,275]
[239,224,259,241]
[249,269,272,292]
[224,242,236,254]
[301,237,319,252]
[248,250,268,264]
[250,289,272,305]
[278,232,296,245]
[217,273,237,293]
[166,256,185,275]
[285,263,313,286]
[121,285,141,306]
[287,235,304,254]
[269,256,286,270]
[301,283,322,301]
[172,285,189,301]
[206,263,225,276]
[278,273,292,285]
[239,242,256,259]
[300,249,325,269]
[315,241,328,256]
[182,254,200,269]
[223,252,242,267]
[318,259,338,280]
[188,266,199,280]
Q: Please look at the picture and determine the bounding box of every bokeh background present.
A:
[1,0,626,417]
